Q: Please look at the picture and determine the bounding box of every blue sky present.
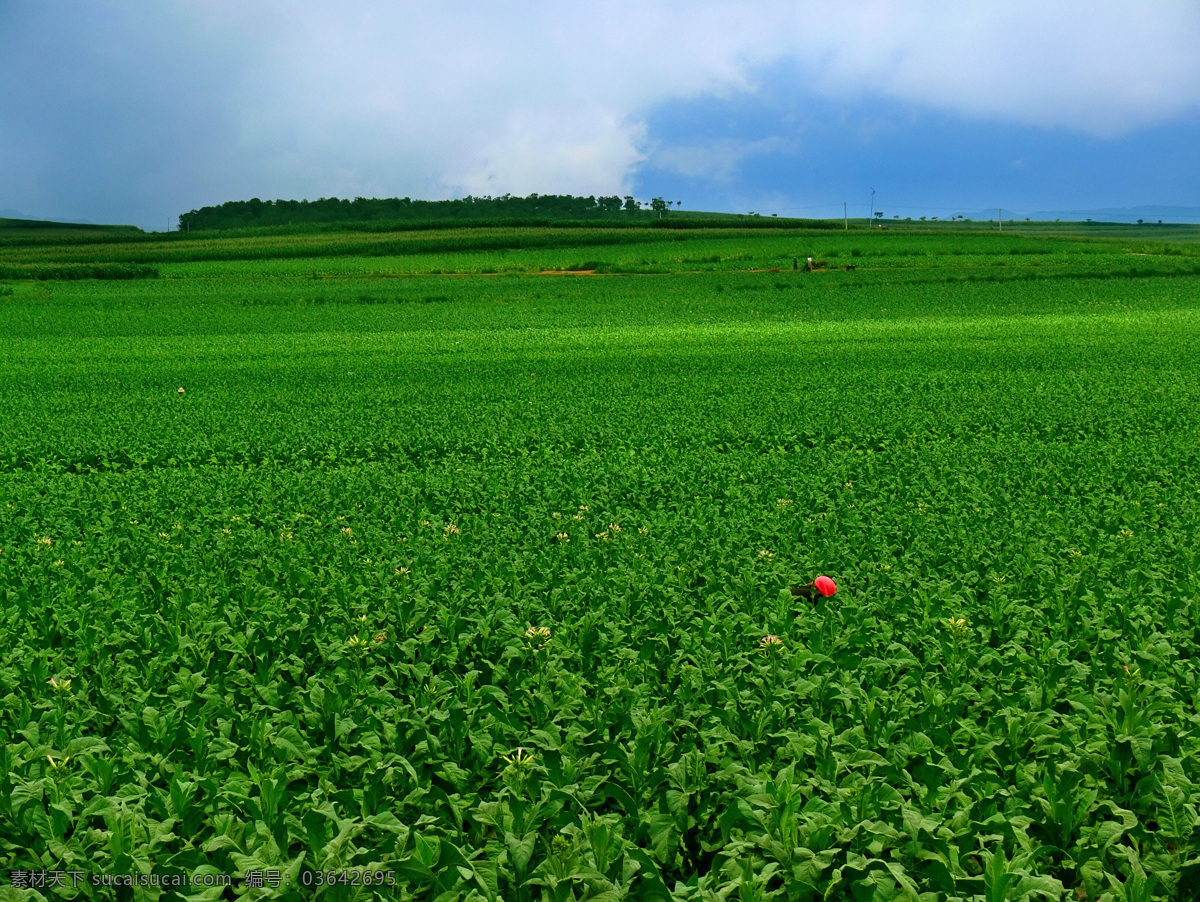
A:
[3,1,1200,230]
[639,78,1200,220]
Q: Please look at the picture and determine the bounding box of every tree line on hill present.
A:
[178,194,679,231]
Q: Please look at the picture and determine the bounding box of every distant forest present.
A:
[178,194,678,231]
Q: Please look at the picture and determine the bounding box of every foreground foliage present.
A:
[2,226,1199,900]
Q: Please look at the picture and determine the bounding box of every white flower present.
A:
[524,625,551,650]
[759,635,784,655]
[502,747,536,769]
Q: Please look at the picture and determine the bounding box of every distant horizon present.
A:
[7,199,1200,233]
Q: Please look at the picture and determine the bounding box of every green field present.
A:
[2,224,1200,901]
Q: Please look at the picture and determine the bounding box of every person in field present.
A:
[791,575,836,604]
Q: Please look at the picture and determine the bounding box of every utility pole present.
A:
[998,208,1002,232]
[844,202,848,230]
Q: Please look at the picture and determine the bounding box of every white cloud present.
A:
[448,106,646,198]
[196,0,1200,198]
[788,0,1200,137]
[651,137,794,182]
[185,0,799,199]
